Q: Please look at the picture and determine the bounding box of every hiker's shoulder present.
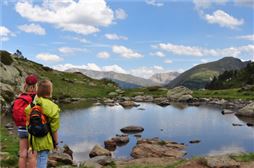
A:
[36,97,58,108]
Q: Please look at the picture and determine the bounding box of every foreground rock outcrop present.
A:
[89,145,111,158]
[131,138,186,159]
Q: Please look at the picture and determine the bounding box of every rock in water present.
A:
[120,126,144,133]
[119,101,139,108]
[89,145,111,158]
[131,138,186,159]
[235,102,254,117]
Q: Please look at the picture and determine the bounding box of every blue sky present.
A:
[1,0,253,78]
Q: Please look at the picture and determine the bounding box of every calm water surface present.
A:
[59,103,254,162]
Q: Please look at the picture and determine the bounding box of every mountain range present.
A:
[66,68,162,88]
[167,57,251,89]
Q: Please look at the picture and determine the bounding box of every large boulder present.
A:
[131,138,186,159]
[235,102,254,117]
[167,86,193,102]
[120,126,144,133]
[89,145,111,158]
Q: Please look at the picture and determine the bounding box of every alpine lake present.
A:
[59,101,254,162]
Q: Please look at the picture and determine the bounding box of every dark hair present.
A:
[37,80,53,98]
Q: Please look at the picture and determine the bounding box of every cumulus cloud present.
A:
[150,51,165,57]
[97,51,110,59]
[105,33,128,40]
[0,26,15,41]
[112,45,143,58]
[36,53,63,62]
[58,47,86,54]
[146,0,164,7]
[115,8,128,20]
[15,0,115,35]
[53,63,126,74]
[164,59,173,64]
[155,43,254,58]
[205,10,244,29]
[129,66,169,79]
[103,65,127,73]
[236,34,254,41]
[18,23,46,35]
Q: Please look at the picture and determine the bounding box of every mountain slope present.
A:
[66,68,160,88]
[206,62,254,89]
[0,50,117,103]
[167,57,250,89]
[149,72,180,85]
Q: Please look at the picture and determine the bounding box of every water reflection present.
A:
[59,103,254,162]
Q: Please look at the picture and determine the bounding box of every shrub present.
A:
[0,51,14,65]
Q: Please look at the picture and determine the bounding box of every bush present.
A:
[0,51,14,65]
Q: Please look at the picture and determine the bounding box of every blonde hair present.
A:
[37,80,53,98]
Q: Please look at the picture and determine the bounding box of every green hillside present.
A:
[0,50,117,104]
[167,57,250,89]
[206,62,254,89]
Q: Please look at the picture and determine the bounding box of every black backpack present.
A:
[27,103,50,137]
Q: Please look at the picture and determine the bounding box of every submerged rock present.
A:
[120,126,144,133]
[222,109,234,115]
[189,140,201,144]
[131,138,186,159]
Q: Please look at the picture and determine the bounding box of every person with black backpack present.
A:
[25,79,60,168]
[12,74,38,168]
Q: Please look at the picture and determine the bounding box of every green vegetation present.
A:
[206,62,254,89]
[230,153,254,162]
[168,57,249,89]
[123,160,186,168]
[0,125,19,168]
[0,50,14,65]
[193,88,254,100]
[124,87,168,97]
[8,52,118,99]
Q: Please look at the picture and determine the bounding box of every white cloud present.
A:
[97,51,110,59]
[129,66,169,79]
[150,51,165,57]
[36,53,63,62]
[156,43,203,56]
[58,47,86,54]
[155,43,254,58]
[18,23,46,35]
[146,0,164,7]
[105,33,128,40]
[236,34,254,41]
[0,26,15,41]
[205,10,244,29]
[164,59,173,64]
[15,0,115,35]
[201,59,208,63]
[115,8,128,20]
[53,63,126,74]
[103,65,127,74]
[112,45,143,58]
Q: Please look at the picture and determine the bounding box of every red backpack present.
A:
[12,93,35,126]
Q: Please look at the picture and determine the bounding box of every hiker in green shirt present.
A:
[25,80,60,168]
